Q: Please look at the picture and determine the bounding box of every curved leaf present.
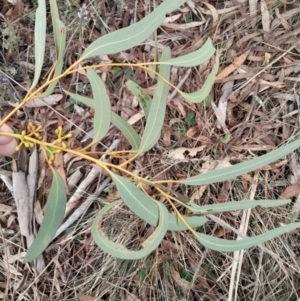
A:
[24,171,67,262]
[111,112,140,150]
[179,51,219,103]
[189,199,291,215]
[162,38,215,67]
[86,69,111,143]
[196,222,300,252]
[111,173,207,231]
[63,90,140,149]
[126,80,152,119]
[170,215,207,231]
[179,139,300,186]
[30,0,46,90]
[80,0,185,60]
[63,90,94,108]
[139,47,171,152]
[92,200,169,259]
[50,0,63,47]
[40,17,66,97]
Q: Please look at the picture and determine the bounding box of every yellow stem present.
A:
[0,59,179,128]
[0,58,183,185]
[0,131,163,185]
[156,187,196,234]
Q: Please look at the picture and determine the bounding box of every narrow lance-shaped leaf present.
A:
[196,222,300,252]
[139,47,171,152]
[92,200,169,259]
[24,171,67,262]
[30,0,46,90]
[178,139,300,186]
[63,90,140,150]
[49,0,62,47]
[40,16,66,97]
[161,38,215,67]
[80,0,185,59]
[152,0,159,77]
[126,80,152,119]
[111,113,140,150]
[63,90,94,107]
[111,173,207,231]
[179,51,219,103]
[86,69,111,144]
[189,199,291,215]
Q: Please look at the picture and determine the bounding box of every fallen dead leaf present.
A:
[163,13,181,23]
[275,8,291,30]
[7,214,16,228]
[216,49,250,80]
[165,145,206,161]
[24,94,63,108]
[34,201,44,225]
[53,152,69,195]
[216,80,234,130]
[127,112,144,125]
[211,100,229,134]
[190,185,207,201]
[283,57,293,64]
[0,204,13,216]
[162,21,205,30]
[264,53,271,65]
[217,181,231,203]
[279,183,300,199]
[249,0,258,28]
[203,1,218,23]
[261,0,270,35]
[186,125,199,138]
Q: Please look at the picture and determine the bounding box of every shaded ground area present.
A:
[1,0,300,300]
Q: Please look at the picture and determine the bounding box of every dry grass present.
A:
[1,0,300,300]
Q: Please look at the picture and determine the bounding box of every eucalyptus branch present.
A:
[1,0,296,262]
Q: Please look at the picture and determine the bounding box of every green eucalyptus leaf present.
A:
[63,90,140,149]
[40,9,66,98]
[63,90,94,107]
[80,0,185,60]
[111,112,140,150]
[50,0,62,46]
[170,215,207,231]
[179,139,300,186]
[162,38,215,67]
[189,199,291,215]
[196,222,300,252]
[179,51,219,103]
[24,171,66,262]
[139,47,171,152]
[92,200,169,259]
[30,0,46,90]
[111,173,207,231]
[86,69,111,143]
[126,80,152,119]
